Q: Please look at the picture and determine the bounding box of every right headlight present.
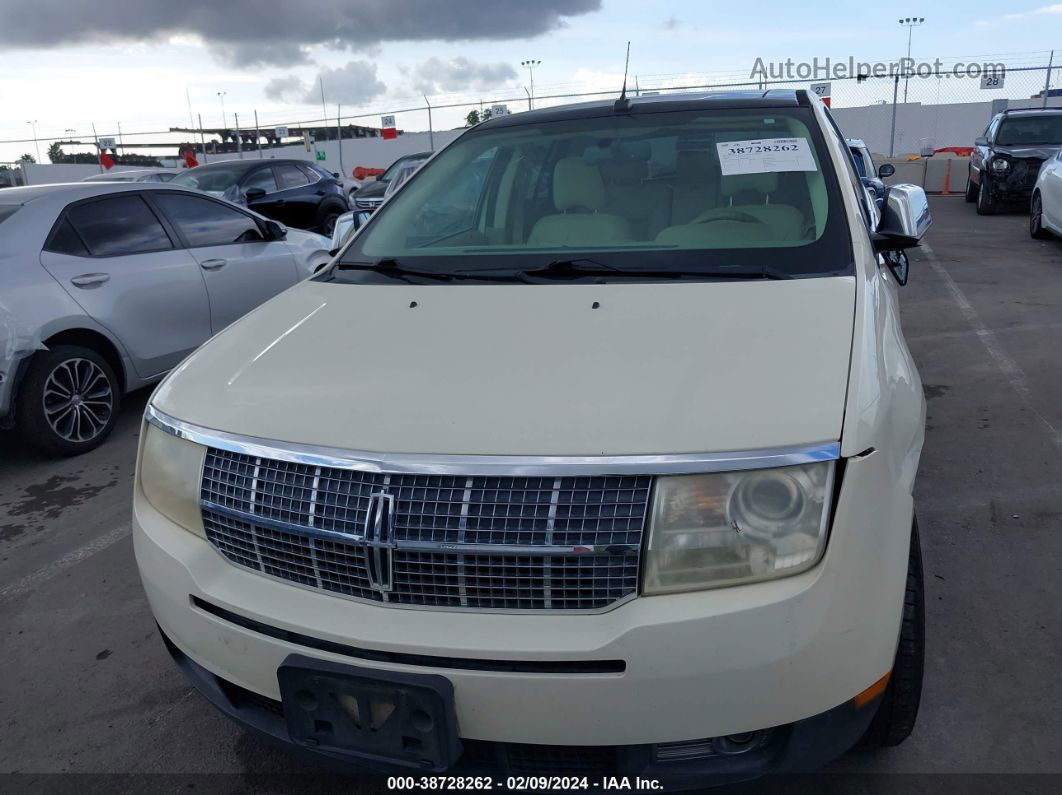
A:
[643,461,835,595]
[138,420,206,538]
[990,157,1010,173]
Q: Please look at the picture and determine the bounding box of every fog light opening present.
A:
[713,730,768,756]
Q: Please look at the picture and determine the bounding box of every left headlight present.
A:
[990,157,1010,173]
[139,421,206,538]
[643,461,835,595]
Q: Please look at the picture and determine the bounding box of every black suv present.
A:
[967,108,1062,215]
[353,151,431,212]
[170,159,349,233]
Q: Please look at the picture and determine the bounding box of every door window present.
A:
[275,165,310,190]
[64,195,173,256]
[297,164,323,183]
[153,193,265,247]
[244,167,278,194]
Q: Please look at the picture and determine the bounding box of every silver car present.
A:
[0,182,332,455]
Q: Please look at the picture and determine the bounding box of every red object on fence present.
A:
[821,96,831,108]
[183,149,199,168]
[353,166,385,180]
[99,151,115,170]
[381,127,398,140]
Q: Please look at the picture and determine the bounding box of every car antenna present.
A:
[614,41,632,112]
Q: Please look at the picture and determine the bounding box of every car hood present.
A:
[354,180,388,199]
[153,277,857,456]
[994,144,1060,160]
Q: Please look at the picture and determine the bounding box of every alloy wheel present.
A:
[42,357,114,443]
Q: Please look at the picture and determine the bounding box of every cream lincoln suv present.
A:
[134,89,930,788]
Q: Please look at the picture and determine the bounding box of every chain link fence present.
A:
[1,56,1059,171]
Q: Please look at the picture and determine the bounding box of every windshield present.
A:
[0,205,19,225]
[380,155,424,182]
[170,164,248,192]
[335,106,851,282]
[997,115,1062,146]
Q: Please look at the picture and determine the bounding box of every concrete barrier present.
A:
[878,156,970,194]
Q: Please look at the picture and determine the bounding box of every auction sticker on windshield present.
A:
[716,137,817,175]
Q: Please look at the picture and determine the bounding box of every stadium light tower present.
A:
[899,17,925,103]
[521,60,542,109]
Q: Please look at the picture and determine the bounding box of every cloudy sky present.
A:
[1,0,1060,162]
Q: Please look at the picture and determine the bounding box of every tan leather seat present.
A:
[601,159,669,240]
[528,157,631,247]
[718,172,805,240]
[670,150,718,226]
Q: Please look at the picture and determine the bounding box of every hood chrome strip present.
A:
[146,404,840,476]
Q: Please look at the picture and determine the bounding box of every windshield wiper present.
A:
[332,258,455,283]
[456,258,793,282]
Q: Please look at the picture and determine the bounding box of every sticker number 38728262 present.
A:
[715,137,818,176]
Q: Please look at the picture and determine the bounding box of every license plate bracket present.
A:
[278,654,462,771]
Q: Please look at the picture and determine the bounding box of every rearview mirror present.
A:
[245,187,267,202]
[877,163,895,179]
[263,220,287,240]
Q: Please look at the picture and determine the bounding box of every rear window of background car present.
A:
[60,195,173,257]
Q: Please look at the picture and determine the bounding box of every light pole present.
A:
[26,120,40,162]
[217,91,228,130]
[898,17,925,104]
[521,59,541,109]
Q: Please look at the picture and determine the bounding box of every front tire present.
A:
[15,345,121,456]
[964,171,978,203]
[1030,192,1053,239]
[862,516,925,747]
[316,204,342,235]
[976,175,997,215]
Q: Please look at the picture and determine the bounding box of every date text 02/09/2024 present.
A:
[385,776,665,791]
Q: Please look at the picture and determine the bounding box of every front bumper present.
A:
[986,159,1043,201]
[134,449,912,771]
[161,626,878,786]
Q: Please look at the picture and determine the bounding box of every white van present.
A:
[134,89,930,787]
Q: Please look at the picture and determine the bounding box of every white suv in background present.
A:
[134,90,930,787]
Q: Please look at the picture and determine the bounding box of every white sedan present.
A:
[1031,148,1062,239]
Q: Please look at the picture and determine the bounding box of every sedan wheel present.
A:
[43,358,113,443]
[16,345,121,456]
[320,210,340,235]
[1030,193,1053,240]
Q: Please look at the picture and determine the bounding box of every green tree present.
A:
[19,153,36,163]
[465,107,493,126]
[47,142,64,163]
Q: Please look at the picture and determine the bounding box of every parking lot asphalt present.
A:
[1,196,1061,790]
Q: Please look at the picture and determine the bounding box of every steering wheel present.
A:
[689,209,765,226]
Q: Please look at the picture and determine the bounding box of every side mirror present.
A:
[877,163,895,179]
[263,220,287,240]
[245,187,267,202]
[974,136,989,147]
[871,184,931,281]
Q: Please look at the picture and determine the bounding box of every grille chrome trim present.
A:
[146,405,841,476]
[201,500,641,556]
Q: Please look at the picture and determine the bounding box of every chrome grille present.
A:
[201,448,650,610]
